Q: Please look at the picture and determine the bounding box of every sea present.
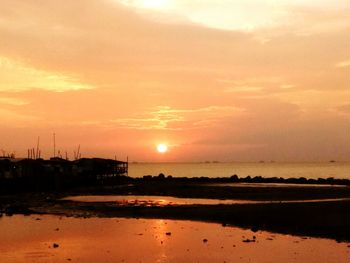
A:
[128,162,350,179]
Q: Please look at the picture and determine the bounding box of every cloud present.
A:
[336,103,350,114]
[0,108,41,126]
[116,0,350,33]
[0,57,93,92]
[335,60,350,68]
[111,105,243,130]
[0,97,29,106]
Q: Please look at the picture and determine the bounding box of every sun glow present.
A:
[141,0,170,9]
[119,0,171,10]
[157,144,168,153]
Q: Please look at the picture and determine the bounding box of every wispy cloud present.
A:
[117,0,350,33]
[0,57,93,92]
[111,105,243,130]
[0,97,29,106]
[335,60,350,68]
[225,86,263,93]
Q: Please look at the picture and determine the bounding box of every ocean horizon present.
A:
[128,162,350,179]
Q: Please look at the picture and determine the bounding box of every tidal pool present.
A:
[62,195,350,206]
[0,215,349,263]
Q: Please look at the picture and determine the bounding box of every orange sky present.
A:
[1,0,350,162]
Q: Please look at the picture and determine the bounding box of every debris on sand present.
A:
[166,232,172,236]
[53,243,59,248]
[242,239,256,243]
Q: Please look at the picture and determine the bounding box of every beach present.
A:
[2,179,350,242]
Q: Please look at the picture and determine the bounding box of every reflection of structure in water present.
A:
[0,157,128,192]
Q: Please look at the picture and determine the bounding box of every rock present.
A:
[53,243,59,248]
[251,226,259,233]
[4,205,32,216]
[242,239,255,243]
[203,239,208,243]
[166,232,171,236]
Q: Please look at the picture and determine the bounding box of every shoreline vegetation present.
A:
[1,175,350,242]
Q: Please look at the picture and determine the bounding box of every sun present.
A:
[157,144,168,153]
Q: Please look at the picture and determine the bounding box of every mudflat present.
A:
[1,181,350,242]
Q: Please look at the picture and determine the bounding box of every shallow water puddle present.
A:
[62,195,256,205]
[62,195,350,206]
[0,215,349,263]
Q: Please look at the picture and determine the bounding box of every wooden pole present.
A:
[53,133,56,158]
[36,136,40,159]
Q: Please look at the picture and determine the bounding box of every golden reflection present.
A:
[153,219,168,262]
[0,216,350,263]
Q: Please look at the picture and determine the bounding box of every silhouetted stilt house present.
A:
[0,157,128,192]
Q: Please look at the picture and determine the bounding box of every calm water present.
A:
[129,162,350,179]
[0,215,349,263]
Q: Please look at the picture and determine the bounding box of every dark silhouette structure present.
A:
[0,157,128,192]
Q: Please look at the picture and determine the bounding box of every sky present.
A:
[1,0,350,162]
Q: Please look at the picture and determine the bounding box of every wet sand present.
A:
[62,194,350,205]
[1,215,349,263]
[1,182,350,242]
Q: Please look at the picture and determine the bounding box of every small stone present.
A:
[166,232,171,236]
[251,226,259,233]
[203,239,208,243]
[53,243,59,248]
[242,239,255,243]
